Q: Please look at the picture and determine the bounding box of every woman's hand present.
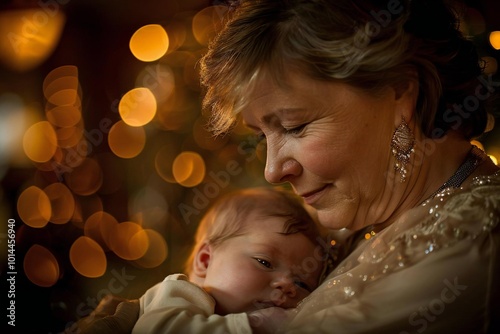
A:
[248,307,294,334]
[66,295,140,334]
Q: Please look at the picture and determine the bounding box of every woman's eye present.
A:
[255,258,272,268]
[284,124,307,135]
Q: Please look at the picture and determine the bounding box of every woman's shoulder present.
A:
[375,170,500,267]
[414,169,500,239]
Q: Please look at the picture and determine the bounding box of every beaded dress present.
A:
[286,171,500,333]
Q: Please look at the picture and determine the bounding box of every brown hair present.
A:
[184,186,321,277]
[200,0,491,139]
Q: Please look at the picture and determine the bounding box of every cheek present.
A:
[299,137,346,178]
[235,268,267,292]
[209,262,265,294]
[300,125,389,182]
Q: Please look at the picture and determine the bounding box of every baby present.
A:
[132,187,326,333]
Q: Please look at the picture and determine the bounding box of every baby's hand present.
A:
[248,307,294,334]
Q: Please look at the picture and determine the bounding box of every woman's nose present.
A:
[264,141,301,184]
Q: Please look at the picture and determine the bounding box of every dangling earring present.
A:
[391,116,414,182]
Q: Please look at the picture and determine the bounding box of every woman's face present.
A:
[241,70,403,230]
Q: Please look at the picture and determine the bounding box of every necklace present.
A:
[423,145,485,202]
[350,146,485,250]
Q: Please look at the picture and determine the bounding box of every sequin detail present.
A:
[295,171,500,314]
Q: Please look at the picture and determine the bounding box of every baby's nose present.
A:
[270,275,297,307]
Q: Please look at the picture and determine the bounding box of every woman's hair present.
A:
[184,186,321,277]
[200,0,491,140]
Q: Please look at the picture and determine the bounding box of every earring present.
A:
[391,116,414,182]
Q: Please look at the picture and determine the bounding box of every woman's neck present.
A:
[411,135,474,204]
[375,133,496,232]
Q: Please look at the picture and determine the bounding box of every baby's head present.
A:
[185,187,325,315]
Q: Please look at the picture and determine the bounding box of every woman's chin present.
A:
[316,208,352,231]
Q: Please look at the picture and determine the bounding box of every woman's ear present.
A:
[393,78,418,126]
[193,242,211,278]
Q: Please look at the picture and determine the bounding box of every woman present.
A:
[200,0,499,332]
[77,0,499,333]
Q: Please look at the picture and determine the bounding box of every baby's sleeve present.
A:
[133,273,251,334]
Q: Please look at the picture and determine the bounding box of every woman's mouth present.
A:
[299,185,328,205]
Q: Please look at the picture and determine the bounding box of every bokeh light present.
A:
[44,77,81,106]
[46,105,82,128]
[0,93,28,169]
[23,245,60,287]
[172,151,206,187]
[65,158,103,196]
[129,186,168,229]
[43,65,78,89]
[482,56,498,75]
[192,6,228,46]
[119,87,157,127]
[155,87,195,131]
[108,120,146,158]
[133,229,168,268]
[490,31,500,50]
[17,186,51,228]
[365,231,376,240]
[155,145,177,183]
[55,125,84,148]
[70,236,107,278]
[43,65,81,110]
[172,11,199,50]
[62,139,89,169]
[135,64,175,104]
[84,211,119,251]
[0,9,65,71]
[44,182,75,224]
[163,20,186,53]
[130,24,169,62]
[129,229,152,259]
[462,7,486,36]
[23,121,58,163]
[108,222,149,260]
[71,194,104,228]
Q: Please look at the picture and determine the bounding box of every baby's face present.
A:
[202,214,323,315]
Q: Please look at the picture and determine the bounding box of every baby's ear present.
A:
[193,242,211,278]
